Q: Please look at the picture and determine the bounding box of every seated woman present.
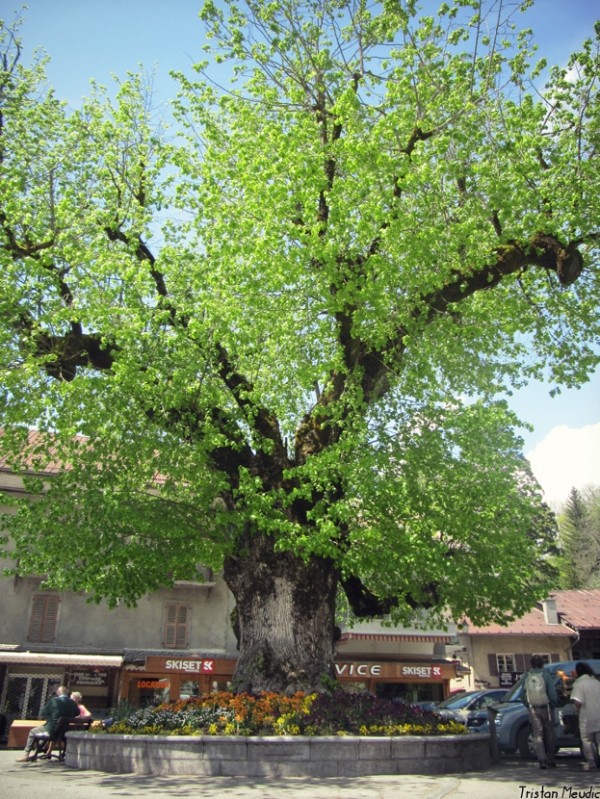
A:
[71,692,92,719]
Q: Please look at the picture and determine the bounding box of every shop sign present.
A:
[335,662,381,677]
[144,656,236,677]
[164,659,214,673]
[67,669,110,687]
[499,671,521,687]
[401,665,442,679]
[335,661,450,681]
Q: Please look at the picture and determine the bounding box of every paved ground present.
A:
[0,748,598,799]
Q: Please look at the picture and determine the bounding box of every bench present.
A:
[30,716,93,761]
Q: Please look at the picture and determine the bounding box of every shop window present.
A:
[164,602,189,648]
[28,594,60,643]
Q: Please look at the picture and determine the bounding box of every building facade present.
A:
[449,592,600,693]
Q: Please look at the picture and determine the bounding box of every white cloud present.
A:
[527,423,600,508]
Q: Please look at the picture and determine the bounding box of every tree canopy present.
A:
[0,0,598,690]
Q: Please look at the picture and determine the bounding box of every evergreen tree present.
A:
[558,487,600,589]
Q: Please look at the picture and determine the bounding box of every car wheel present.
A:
[517,725,535,760]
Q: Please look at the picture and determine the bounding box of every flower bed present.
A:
[70,692,489,776]
[100,690,467,738]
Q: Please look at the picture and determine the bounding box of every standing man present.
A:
[16,685,80,762]
[571,661,600,771]
[523,655,558,769]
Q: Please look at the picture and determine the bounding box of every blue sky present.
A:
[3,0,599,505]
[7,0,600,102]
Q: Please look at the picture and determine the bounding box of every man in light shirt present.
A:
[571,661,600,772]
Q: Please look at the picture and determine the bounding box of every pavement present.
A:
[0,748,599,799]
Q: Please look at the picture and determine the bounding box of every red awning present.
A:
[339,633,452,644]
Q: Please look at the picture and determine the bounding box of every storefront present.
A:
[119,653,458,706]
[120,655,237,705]
[0,652,122,740]
[335,658,459,702]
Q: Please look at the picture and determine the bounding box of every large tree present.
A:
[0,1,598,692]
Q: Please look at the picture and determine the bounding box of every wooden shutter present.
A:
[488,654,499,676]
[516,654,532,672]
[28,594,60,643]
[164,603,189,649]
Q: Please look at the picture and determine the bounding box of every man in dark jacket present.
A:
[523,655,559,769]
[16,685,80,762]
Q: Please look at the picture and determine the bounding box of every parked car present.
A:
[411,700,441,712]
[433,688,508,726]
[467,659,600,759]
[413,689,474,713]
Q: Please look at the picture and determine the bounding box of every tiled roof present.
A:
[0,428,166,484]
[467,589,600,636]
[466,609,572,637]
[0,428,78,475]
[550,589,600,630]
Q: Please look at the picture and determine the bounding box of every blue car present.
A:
[467,659,600,759]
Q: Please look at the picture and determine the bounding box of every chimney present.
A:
[542,597,559,625]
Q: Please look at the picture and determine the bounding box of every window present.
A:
[496,654,516,673]
[163,603,189,649]
[28,594,60,643]
[533,653,551,664]
[489,653,560,678]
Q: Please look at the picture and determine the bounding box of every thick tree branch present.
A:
[215,343,289,475]
[315,124,437,410]
[296,230,589,461]
[4,215,289,484]
[0,212,55,258]
[103,227,162,292]
[360,232,586,404]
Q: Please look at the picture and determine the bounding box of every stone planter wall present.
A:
[65,732,491,777]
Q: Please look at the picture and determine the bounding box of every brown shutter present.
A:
[28,595,59,643]
[516,654,532,672]
[515,654,525,672]
[175,605,188,648]
[488,654,499,676]
[164,603,189,649]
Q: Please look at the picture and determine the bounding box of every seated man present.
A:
[16,685,80,762]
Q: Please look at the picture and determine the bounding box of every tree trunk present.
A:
[223,532,339,694]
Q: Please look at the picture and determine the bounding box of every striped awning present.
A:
[0,652,122,667]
